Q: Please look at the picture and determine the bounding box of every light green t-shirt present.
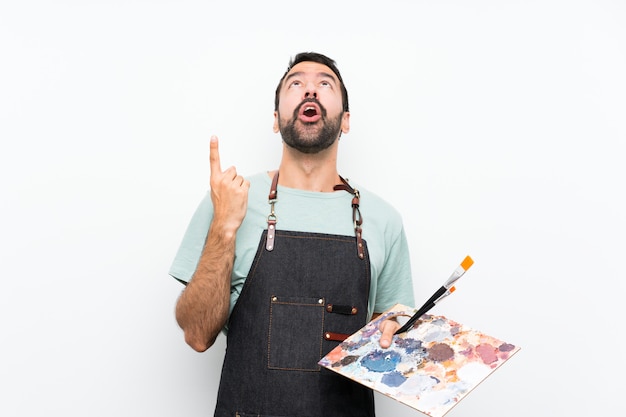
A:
[169,172,415,320]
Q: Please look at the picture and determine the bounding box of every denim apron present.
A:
[214,172,375,417]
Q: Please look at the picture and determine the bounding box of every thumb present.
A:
[378,319,399,349]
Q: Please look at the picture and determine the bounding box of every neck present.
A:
[272,144,340,192]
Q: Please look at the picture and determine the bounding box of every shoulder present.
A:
[347,181,407,250]
[351,182,404,226]
[246,171,272,196]
[246,171,272,185]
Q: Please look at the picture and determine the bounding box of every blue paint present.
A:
[381,371,407,387]
[361,350,401,372]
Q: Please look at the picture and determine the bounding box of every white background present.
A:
[1,1,624,416]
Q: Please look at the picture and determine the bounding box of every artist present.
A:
[170,52,415,417]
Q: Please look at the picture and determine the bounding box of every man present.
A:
[170,52,415,417]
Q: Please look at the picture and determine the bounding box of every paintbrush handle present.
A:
[394,286,446,334]
[394,256,473,335]
[394,302,437,334]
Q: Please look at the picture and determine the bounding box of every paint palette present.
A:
[318,304,520,417]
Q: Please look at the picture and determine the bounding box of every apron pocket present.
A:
[268,295,325,371]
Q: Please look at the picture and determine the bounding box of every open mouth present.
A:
[298,102,322,122]
[303,106,318,117]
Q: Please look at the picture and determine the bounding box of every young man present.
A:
[170,52,415,417]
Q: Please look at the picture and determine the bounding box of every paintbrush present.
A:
[394,255,473,335]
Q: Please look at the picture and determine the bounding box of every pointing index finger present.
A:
[209,135,221,176]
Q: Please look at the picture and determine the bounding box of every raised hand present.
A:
[209,135,250,235]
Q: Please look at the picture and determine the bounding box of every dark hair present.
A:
[274,52,349,112]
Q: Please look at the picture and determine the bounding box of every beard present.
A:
[277,100,343,154]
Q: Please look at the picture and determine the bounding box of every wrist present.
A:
[208,219,240,241]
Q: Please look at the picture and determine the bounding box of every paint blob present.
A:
[427,343,455,362]
[381,371,407,387]
[476,343,498,364]
[361,350,401,372]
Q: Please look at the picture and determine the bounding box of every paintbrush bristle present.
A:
[461,255,474,271]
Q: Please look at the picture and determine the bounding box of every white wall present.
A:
[2,1,624,416]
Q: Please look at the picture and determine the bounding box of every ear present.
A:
[273,111,280,133]
[341,112,350,134]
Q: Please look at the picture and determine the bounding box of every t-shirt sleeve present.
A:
[373,226,415,313]
[168,192,213,284]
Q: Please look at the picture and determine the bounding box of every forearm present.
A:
[175,222,236,352]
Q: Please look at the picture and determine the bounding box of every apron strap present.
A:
[266,171,365,259]
[334,177,365,259]
[266,172,279,251]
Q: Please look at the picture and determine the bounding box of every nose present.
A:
[304,82,317,99]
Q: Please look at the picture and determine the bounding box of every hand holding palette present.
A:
[318,305,520,417]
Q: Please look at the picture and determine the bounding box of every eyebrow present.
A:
[284,71,338,86]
